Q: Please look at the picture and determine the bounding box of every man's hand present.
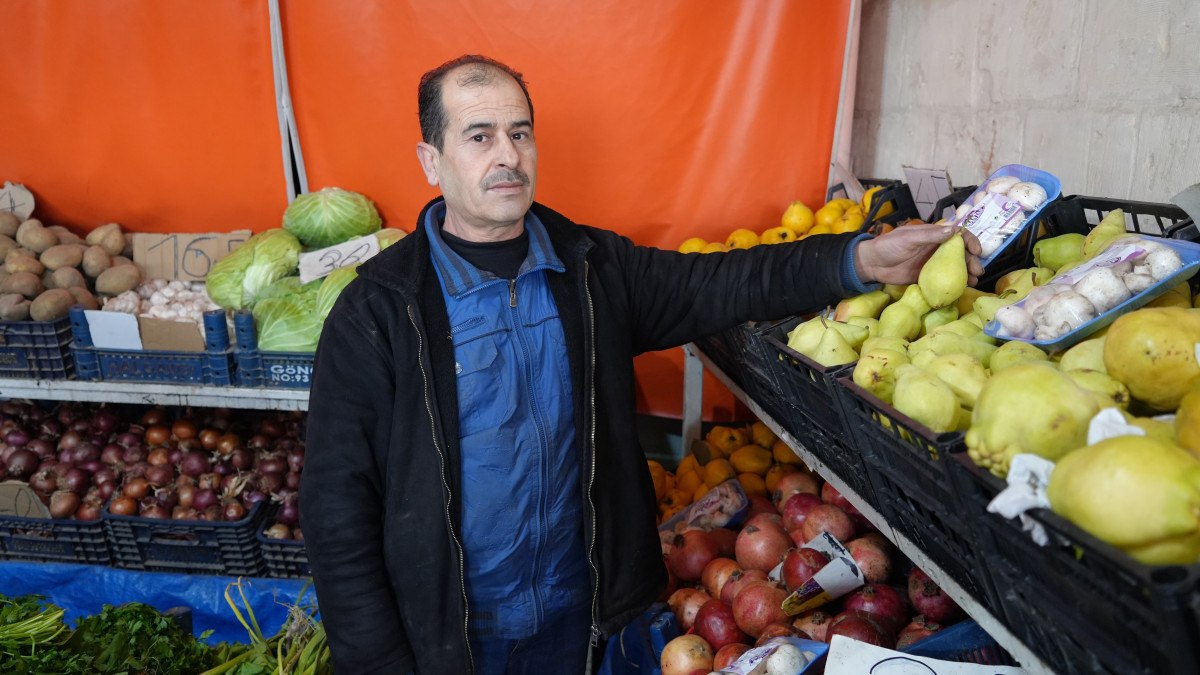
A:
[854,224,985,286]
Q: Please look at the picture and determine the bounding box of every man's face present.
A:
[416,67,537,239]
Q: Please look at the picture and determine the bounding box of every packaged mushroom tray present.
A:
[984,234,1200,351]
[946,164,1062,268]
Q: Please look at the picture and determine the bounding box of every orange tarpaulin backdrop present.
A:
[1,0,850,420]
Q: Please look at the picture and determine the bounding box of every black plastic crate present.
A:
[70,307,234,385]
[836,377,1002,618]
[257,533,309,579]
[233,310,315,389]
[826,179,920,229]
[104,501,267,576]
[693,321,771,395]
[0,317,74,379]
[757,317,855,444]
[783,409,876,508]
[0,514,109,564]
[928,185,978,224]
[953,455,1200,674]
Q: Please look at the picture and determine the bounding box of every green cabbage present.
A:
[255,275,322,303]
[206,229,302,310]
[375,228,407,250]
[253,292,323,352]
[316,266,358,319]
[283,187,382,249]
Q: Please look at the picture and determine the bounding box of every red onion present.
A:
[292,527,303,542]
[258,418,284,439]
[257,455,286,475]
[122,446,146,465]
[220,473,242,492]
[4,429,29,447]
[71,442,100,464]
[26,438,54,459]
[264,523,291,539]
[49,490,80,519]
[140,504,169,519]
[96,481,116,501]
[247,434,270,451]
[117,432,141,448]
[37,418,62,439]
[57,449,76,465]
[144,464,175,488]
[62,468,90,494]
[286,449,304,473]
[109,496,137,516]
[223,501,247,521]
[167,446,185,465]
[174,474,196,489]
[68,418,90,434]
[29,469,57,493]
[76,500,102,521]
[149,488,178,511]
[180,450,211,477]
[79,460,104,474]
[177,484,196,508]
[100,444,124,465]
[257,472,283,494]
[241,490,267,508]
[91,409,119,434]
[197,473,221,490]
[125,461,149,479]
[212,460,234,477]
[276,497,299,526]
[123,477,151,499]
[229,448,253,471]
[284,471,301,491]
[192,488,217,511]
[200,504,221,521]
[146,447,170,466]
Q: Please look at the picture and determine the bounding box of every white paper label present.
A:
[1050,241,1147,286]
[958,192,1025,257]
[825,635,1026,674]
[781,532,865,614]
[0,181,35,221]
[298,235,380,283]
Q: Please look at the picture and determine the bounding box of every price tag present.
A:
[133,230,251,281]
[0,481,50,518]
[298,235,380,283]
[0,181,35,221]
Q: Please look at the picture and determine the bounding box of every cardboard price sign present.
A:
[298,235,379,283]
[133,230,251,281]
[0,181,36,221]
[0,481,50,518]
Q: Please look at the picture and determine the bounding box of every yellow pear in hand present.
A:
[917,231,968,309]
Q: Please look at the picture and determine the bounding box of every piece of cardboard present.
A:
[83,310,142,350]
[0,181,36,221]
[137,316,206,352]
[825,635,1025,674]
[0,481,51,518]
[903,166,954,222]
[133,230,251,281]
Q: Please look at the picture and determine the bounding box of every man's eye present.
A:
[472,135,487,142]
[512,132,526,141]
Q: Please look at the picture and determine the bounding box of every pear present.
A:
[965,362,1107,476]
[931,318,983,339]
[862,335,909,354]
[909,332,997,369]
[1047,435,1200,564]
[847,316,880,338]
[917,232,968,309]
[926,352,989,409]
[893,365,963,433]
[1126,414,1177,443]
[973,294,1017,323]
[1104,307,1200,411]
[882,284,907,302]
[853,347,909,403]
[989,340,1050,372]
[823,320,870,351]
[1033,233,1086,271]
[960,312,985,330]
[994,267,1054,299]
[1064,369,1131,409]
[809,321,859,368]
[834,290,891,321]
[920,305,959,336]
[786,317,826,355]
[878,302,922,340]
[1175,386,1200,455]
[1058,336,1106,373]
[1081,208,1128,260]
[897,283,932,315]
[1146,281,1191,309]
[954,287,991,318]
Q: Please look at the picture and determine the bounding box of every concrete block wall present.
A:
[852,0,1200,203]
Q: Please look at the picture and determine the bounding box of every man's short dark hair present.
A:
[418,55,534,151]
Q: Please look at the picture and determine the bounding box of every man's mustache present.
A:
[483,170,530,189]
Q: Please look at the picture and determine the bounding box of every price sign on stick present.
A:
[0,182,35,221]
[298,235,380,283]
[133,230,251,281]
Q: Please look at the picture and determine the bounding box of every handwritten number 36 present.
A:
[318,242,370,272]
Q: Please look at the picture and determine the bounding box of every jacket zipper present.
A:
[408,306,474,672]
[583,260,602,650]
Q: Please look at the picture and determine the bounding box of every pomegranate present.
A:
[896,614,943,650]
[792,609,833,643]
[667,588,711,631]
[713,643,751,670]
[780,491,823,533]
[731,581,789,638]
[720,568,769,605]
[842,583,910,634]
[781,547,830,592]
[799,503,856,543]
[773,471,819,505]
[908,567,965,624]
[744,494,777,520]
[735,524,792,572]
[693,599,749,651]
[659,635,713,675]
[744,511,784,531]
[658,555,678,602]
[846,536,893,584]
[701,557,742,599]
[827,611,892,647]
[821,481,852,509]
[754,622,809,646]
[669,530,720,582]
[708,527,738,558]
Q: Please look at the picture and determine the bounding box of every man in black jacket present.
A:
[301,54,982,675]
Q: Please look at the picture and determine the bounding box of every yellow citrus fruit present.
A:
[833,206,866,234]
[693,483,712,503]
[700,242,729,254]
[703,458,737,486]
[677,454,700,477]
[862,186,895,219]
[730,444,773,475]
[781,200,815,235]
[765,463,798,493]
[678,237,708,254]
[647,460,667,501]
[738,472,768,498]
[760,226,797,244]
[661,488,691,512]
[725,228,760,249]
[773,439,804,465]
[676,469,703,496]
[706,426,748,458]
[751,421,776,448]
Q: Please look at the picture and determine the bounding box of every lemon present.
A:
[678,237,708,254]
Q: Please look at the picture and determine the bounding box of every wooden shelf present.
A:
[0,379,308,411]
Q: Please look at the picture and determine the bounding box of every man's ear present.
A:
[415,142,440,187]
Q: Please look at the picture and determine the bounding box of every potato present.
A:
[30,288,75,322]
[81,245,112,279]
[111,255,135,267]
[0,271,45,299]
[0,234,17,260]
[67,286,100,310]
[16,219,59,254]
[0,212,19,238]
[0,293,30,321]
[5,249,44,276]
[0,269,9,287]
[47,267,87,290]
[86,222,125,257]
[122,232,134,257]
[95,264,141,296]
[40,243,85,271]
[47,225,84,246]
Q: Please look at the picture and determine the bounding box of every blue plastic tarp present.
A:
[0,561,314,644]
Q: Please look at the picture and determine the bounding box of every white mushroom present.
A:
[1122,271,1156,294]
[986,176,1020,194]
[1146,246,1184,280]
[1073,266,1133,312]
[1008,181,1048,211]
[955,201,973,221]
[994,305,1037,339]
[1033,291,1097,339]
[1022,283,1072,316]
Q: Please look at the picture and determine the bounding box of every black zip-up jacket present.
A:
[301,198,864,674]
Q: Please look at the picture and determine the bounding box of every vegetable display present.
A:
[206,229,302,310]
[282,187,381,250]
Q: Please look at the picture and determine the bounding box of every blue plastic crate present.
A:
[0,316,74,379]
[0,513,110,565]
[103,500,266,576]
[598,602,679,675]
[900,619,1016,665]
[69,307,233,385]
[233,310,315,389]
